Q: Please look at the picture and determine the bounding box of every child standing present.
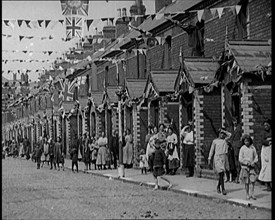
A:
[208,128,231,195]
[152,139,166,190]
[258,137,272,191]
[70,148,78,172]
[239,134,258,200]
[139,149,148,174]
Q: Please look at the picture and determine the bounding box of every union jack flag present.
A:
[59,78,77,102]
[61,0,89,16]
[66,17,83,39]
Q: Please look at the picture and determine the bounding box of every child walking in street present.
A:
[239,134,258,200]
[152,139,166,190]
[139,149,148,174]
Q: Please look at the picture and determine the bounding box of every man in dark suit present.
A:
[110,130,119,169]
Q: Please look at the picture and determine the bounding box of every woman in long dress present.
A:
[146,126,158,172]
[96,132,108,170]
[258,137,272,191]
[123,128,133,168]
[166,126,179,175]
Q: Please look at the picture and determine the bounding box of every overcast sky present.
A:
[2,0,155,81]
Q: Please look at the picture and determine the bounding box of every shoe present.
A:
[217,186,221,194]
[250,195,257,200]
[222,189,227,195]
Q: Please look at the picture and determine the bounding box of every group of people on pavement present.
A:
[208,118,272,200]
[2,118,271,197]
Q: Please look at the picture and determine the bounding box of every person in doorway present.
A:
[144,125,153,152]
[41,137,50,168]
[110,130,119,169]
[208,128,231,195]
[258,137,272,191]
[123,128,134,168]
[228,117,242,183]
[83,135,90,173]
[166,126,179,175]
[146,125,158,172]
[48,138,56,170]
[54,137,63,171]
[226,139,237,182]
[239,134,258,200]
[181,121,195,177]
[90,138,98,170]
[70,147,78,172]
[35,138,43,169]
[96,131,108,170]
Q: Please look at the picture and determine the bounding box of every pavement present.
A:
[64,158,271,211]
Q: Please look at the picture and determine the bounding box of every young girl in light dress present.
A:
[139,149,148,174]
[239,134,258,200]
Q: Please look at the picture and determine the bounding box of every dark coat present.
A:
[152,148,166,168]
[227,144,236,171]
[70,148,78,163]
[82,141,90,163]
[110,135,119,155]
[53,142,62,163]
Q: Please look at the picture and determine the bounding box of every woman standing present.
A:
[123,128,134,168]
[96,132,108,170]
[258,137,272,191]
[83,136,90,172]
[166,126,179,175]
[181,121,195,177]
[146,126,158,172]
[208,128,231,195]
[54,137,63,171]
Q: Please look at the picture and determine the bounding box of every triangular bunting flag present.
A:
[22,51,28,53]
[235,5,241,15]
[4,20,9,26]
[151,14,156,20]
[58,20,64,25]
[87,38,93,44]
[48,51,53,56]
[9,20,16,29]
[217,7,224,19]
[197,10,204,22]
[38,20,44,27]
[17,20,23,27]
[86,19,93,31]
[45,20,51,28]
[210,8,216,17]
[25,20,31,28]
[19,36,24,41]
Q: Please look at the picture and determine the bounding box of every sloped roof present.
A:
[106,86,118,103]
[91,91,103,106]
[101,0,203,57]
[228,40,271,73]
[183,58,219,84]
[2,76,10,83]
[150,69,178,93]
[125,78,147,99]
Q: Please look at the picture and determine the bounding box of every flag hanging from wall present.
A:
[66,17,83,39]
[61,0,89,16]
[60,78,77,102]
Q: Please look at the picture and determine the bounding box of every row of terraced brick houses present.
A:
[5,0,271,174]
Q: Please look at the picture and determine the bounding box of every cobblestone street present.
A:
[2,158,271,219]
